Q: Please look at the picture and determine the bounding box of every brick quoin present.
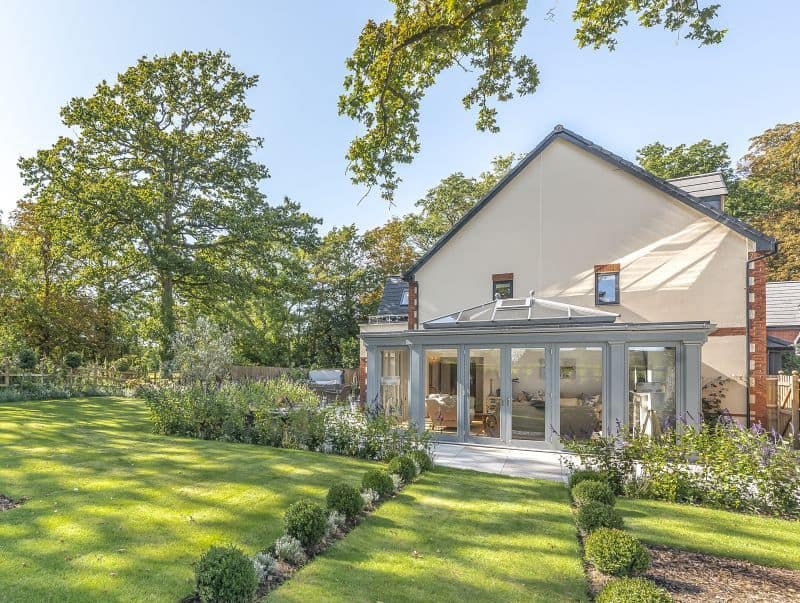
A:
[358,356,367,407]
[748,251,768,426]
[407,280,418,330]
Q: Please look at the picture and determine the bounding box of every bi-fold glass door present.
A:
[464,345,551,446]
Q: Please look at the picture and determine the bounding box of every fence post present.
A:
[792,371,800,443]
[766,375,778,432]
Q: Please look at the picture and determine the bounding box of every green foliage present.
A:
[326,482,365,520]
[18,51,317,365]
[637,139,732,180]
[143,380,431,461]
[171,317,233,384]
[571,480,616,507]
[17,348,38,371]
[343,1,725,200]
[409,449,434,472]
[575,501,624,533]
[565,420,800,517]
[596,577,672,603]
[274,535,307,565]
[584,528,651,577]
[194,545,258,603]
[63,352,82,370]
[340,1,536,200]
[362,469,394,499]
[573,0,726,50]
[387,454,417,483]
[567,468,606,491]
[284,499,328,548]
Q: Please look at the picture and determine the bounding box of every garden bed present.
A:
[587,545,800,602]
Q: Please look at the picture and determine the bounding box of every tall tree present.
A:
[19,51,310,365]
[341,0,726,200]
[637,140,732,180]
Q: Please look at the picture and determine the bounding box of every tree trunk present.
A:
[159,272,176,374]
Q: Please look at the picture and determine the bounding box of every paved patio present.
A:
[432,443,571,482]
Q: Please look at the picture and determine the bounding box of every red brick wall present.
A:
[768,327,800,343]
[358,356,367,407]
[749,252,768,425]
[407,280,418,330]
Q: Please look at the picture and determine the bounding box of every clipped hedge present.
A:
[571,480,616,507]
[584,528,651,577]
[575,500,624,533]
[362,469,394,499]
[195,545,258,603]
[596,577,672,602]
[567,468,606,490]
[284,499,327,548]
[387,455,417,483]
[326,482,364,520]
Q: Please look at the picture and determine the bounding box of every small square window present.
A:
[595,272,619,305]
[400,289,409,306]
[493,280,513,299]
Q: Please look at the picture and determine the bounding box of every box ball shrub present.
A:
[387,455,417,483]
[362,469,394,498]
[326,482,364,520]
[596,577,672,602]
[195,545,258,603]
[575,500,624,533]
[410,449,434,472]
[64,352,82,370]
[567,468,606,490]
[571,479,616,507]
[284,499,327,548]
[584,528,651,577]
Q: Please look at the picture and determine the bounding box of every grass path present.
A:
[619,498,800,569]
[0,397,373,602]
[270,468,588,603]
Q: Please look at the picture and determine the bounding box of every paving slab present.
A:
[432,443,572,482]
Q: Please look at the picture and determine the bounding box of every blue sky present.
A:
[1,1,798,231]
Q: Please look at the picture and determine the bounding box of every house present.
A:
[359,125,776,449]
[766,281,800,373]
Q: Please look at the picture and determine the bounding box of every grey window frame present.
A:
[493,279,514,300]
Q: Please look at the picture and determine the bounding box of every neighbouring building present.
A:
[766,281,800,374]
[359,126,776,449]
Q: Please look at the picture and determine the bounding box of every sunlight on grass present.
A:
[0,398,375,602]
[270,469,588,603]
[618,498,800,569]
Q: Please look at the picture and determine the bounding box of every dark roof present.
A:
[668,172,728,197]
[404,126,776,278]
[377,276,409,316]
[766,281,800,326]
[767,334,794,350]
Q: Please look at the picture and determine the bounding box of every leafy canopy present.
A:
[342,0,726,200]
[637,139,732,180]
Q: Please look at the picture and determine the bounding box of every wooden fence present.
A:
[229,365,357,385]
[767,371,800,441]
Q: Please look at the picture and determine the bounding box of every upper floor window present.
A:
[595,264,620,305]
[492,273,514,299]
[400,289,409,306]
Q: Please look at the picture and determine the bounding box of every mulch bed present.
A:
[0,494,26,511]
[587,545,800,602]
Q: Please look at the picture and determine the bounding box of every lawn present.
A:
[618,498,800,569]
[0,397,374,602]
[270,469,588,603]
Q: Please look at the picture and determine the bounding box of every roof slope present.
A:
[668,172,728,198]
[377,276,409,316]
[766,281,800,326]
[404,126,775,278]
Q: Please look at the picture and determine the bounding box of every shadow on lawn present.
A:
[0,397,375,602]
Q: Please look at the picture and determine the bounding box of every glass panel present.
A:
[628,347,677,435]
[559,347,603,440]
[510,348,546,441]
[424,349,459,434]
[380,350,409,426]
[596,273,619,304]
[493,280,513,299]
[468,349,502,438]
